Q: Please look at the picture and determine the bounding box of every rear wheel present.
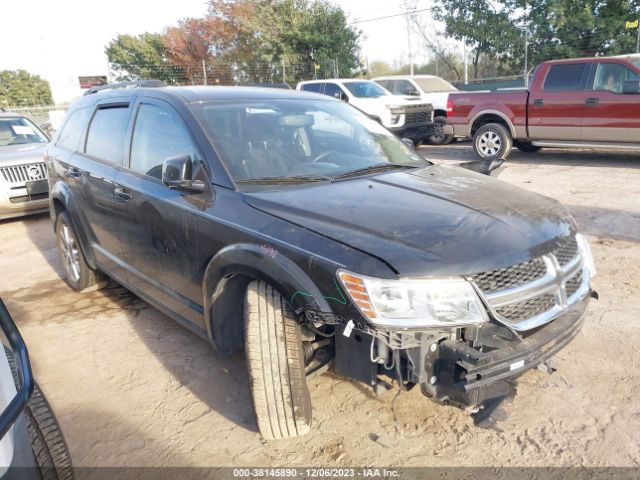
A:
[244,280,312,440]
[427,116,454,145]
[25,383,74,480]
[514,140,542,153]
[473,123,513,160]
[55,211,102,292]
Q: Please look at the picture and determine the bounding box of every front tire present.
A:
[245,280,312,440]
[473,123,513,160]
[55,211,102,292]
[427,116,454,145]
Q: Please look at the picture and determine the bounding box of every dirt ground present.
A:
[0,143,639,470]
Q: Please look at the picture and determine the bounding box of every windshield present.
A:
[0,117,48,146]
[343,82,388,98]
[414,77,457,93]
[191,98,428,184]
[631,59,640,69]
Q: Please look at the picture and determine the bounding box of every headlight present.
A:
[576,233,596,278]
[337,270,488,329]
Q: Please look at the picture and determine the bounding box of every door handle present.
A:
[68,167,81,178]
[533,99,544,107]
[114,187,132,202]
[585,97,599,105]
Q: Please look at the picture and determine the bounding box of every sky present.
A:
[0,0,437,104]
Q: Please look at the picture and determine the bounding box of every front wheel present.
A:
[473,123,513,160]
[245,280,312,440]
[427,116,454,145]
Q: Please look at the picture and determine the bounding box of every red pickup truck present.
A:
[447,54,640,160]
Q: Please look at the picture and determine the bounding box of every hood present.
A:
[0,144,47,166]
[244,165,577,276]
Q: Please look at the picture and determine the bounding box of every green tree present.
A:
[433,0,524,79]
[511,0,640,66]
[105,33,183,82]
[0,70,53,107]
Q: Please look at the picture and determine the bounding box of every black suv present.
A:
[47,83,595,439]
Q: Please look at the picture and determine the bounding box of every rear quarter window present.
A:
[543,63,587,91]
[56,107,92,151]
[84,106,130,164]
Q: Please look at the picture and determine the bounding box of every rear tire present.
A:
[245,280,312,440]
[55,211,102,292]
[514,140,542,153]
[427,116,454,145]
[25,383,74,480]
[473,123,513,160]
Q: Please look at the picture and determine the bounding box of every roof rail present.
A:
[83,79,165,96]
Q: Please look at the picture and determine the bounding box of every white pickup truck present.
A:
[373,75,457,145]
[296,79,434,146]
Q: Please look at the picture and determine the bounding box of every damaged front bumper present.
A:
[413,295,589,409]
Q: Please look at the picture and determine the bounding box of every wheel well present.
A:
[471,114,511,136]
[51,198,65,224]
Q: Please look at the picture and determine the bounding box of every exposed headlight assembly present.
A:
[338,270,488,329]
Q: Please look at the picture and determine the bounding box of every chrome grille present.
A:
[555,237,578,266]
[565,269,583,298]
[471,236,589,331]
[472,257,547,293]
[0,163,48,185]
[495,294,556,323]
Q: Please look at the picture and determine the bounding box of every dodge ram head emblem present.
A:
[27,165,42,180]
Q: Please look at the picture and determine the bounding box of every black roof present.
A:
[71,85,329,110]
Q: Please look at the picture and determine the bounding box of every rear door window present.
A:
[390,80,416,95]
[543,64,587,91]
[85,105,130,164]
[301,83,323,93]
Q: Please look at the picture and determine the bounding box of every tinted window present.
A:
[543,64,586,91]
[374,80,391,89]
[324,83,344,99]
[85,106,130,164]
[57,107,91,151]
[343,81,387,98]
[593,62,639,93]
[390,80,416,95]
[130,103,198,179]
[301,83,323,93]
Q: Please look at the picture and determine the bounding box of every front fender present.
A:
[202,243,333,353]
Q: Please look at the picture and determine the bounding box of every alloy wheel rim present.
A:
[478,131,501,157]
[59,222,81,283]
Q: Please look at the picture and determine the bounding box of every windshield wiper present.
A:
[332,163,418,180]
[236,174,332,185]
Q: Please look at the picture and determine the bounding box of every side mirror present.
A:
[339,92,349,102]
[162,155,205,193]
[407,89,420,96]
[401,138,415,150]
[459,159,505,177]
[622,80,640,94]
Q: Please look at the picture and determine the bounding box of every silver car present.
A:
[0,112,50,220]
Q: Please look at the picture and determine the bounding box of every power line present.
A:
[349,6,434,25]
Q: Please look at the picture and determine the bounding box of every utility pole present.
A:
[463,37,468,85]
[282,57,286,84]
[637,19,640,53]
[403,1,415,75]
[524,29,529,88]
[202,59,207,86]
